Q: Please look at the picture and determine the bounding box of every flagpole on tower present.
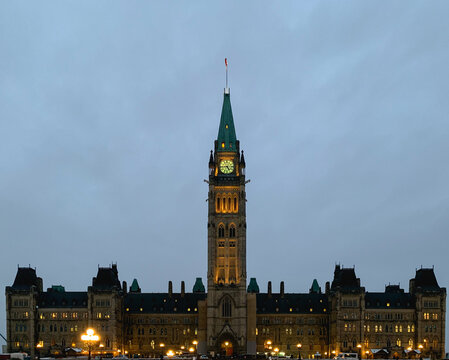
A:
[225,58,229,94]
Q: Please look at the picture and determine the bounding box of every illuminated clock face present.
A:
[219,160,234,174]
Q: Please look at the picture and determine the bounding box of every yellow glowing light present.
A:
[418,345,423,349]
[266,340,272,346]
[192,340,198,345]
[160,343,165,348]
[36,342,43,349]
[332,351,336,354]
[99,344,104,348]
[167,350,175,357]
[407,347,412,351]
[224,342,229,347]
[189,347,195,353]
[357,344,362,349]
[297,344,302,349]
[274,348,279,353]
[181,346,185,350]
[124,351,128,355]
[81,328,99,342]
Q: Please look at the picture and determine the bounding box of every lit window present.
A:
[221,142,225,148]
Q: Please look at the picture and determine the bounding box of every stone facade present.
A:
[5,88,446,359]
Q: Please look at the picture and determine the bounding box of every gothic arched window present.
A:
[229,225,236,238]
[218,225,225,238]
[222,297,232,318]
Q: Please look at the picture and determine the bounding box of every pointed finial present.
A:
[224,58,230,94]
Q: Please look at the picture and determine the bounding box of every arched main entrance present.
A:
[221,340,233,356]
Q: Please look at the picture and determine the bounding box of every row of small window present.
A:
[259,317,327,325]
[363,324,415,333]
[216,195,238,213]
[95,300,111,307]
[365,313,405,320]
[342,339,415,348]
[425,325,438,333]
[126,307,198,313]
[14,324,27,332]
[127,328,198,336]
[423,312,438,320]
[12,299,29,307]
[217,224,237,238]
[217,240,237,248]
[11,312,29,319]
[423,300,439,308]
[130,317,195,325]
[39,312,86,320]
[37,324,79,332]
[342,299,358,307]
[96,312,111,319]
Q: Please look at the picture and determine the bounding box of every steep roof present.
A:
[413,268,440,291]
[130,279,141,293]
[331,265,360,291]
[256,293,328,314]
[193,277,205,293]
[38,291,88,308]
[365,291,414,309]
[216,91,237,153]
[12,267,40,290]
[310,279,321,294]
[247,278,260,293]
[125,293,206,314]
[92,265,121,290]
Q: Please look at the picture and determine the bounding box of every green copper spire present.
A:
[216,89,237,152]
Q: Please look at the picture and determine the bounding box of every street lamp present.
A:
[357,344,362,359]
[81,328,100,360]
[36,342,43,360]
[297,343,302,359]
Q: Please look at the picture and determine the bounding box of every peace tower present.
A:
[202,86,255,355]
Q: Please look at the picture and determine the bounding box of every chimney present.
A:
[280,281,284,297]
[268,281,272,296]
[168,281,173,297]
[181,281,185,297]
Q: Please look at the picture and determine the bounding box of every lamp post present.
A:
[36,342,43,360]
[297,343,302,359]
[81,328,100,360]
[357,344,362,360]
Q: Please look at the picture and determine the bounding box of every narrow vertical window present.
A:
[218,225,225,238]
[229,225,236,238]
[216,197,221,213]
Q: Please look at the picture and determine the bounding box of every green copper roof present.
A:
[310,279,321,294]
[193,277,205,293]
[217,92,237,152]
[51,285,65,293]
[130,279,141,293]
[247,278,260,293]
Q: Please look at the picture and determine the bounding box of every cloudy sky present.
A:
[1,0,448,346]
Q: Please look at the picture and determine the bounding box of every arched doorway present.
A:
[221,340,233,356]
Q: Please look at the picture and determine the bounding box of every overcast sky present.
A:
[1,0,448,348]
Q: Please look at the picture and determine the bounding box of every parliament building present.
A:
[5,86,446,359]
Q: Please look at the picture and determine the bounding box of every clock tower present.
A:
[204,86,250,355]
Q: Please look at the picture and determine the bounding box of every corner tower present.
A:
[205,86,248,355]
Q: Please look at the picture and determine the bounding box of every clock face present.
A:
[219,160,234,174]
